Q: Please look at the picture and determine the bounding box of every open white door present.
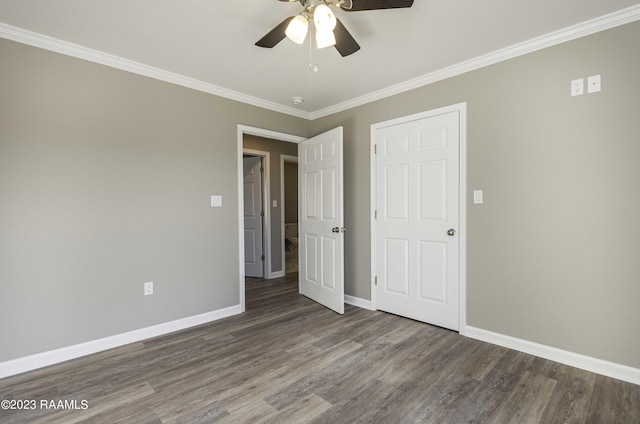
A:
[243,156,264,278]
[299,127,344,314]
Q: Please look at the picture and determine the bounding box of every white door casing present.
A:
[243,156,264,278]
[373,106,463,331]
[299,127,345,314]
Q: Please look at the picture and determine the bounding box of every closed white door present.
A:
[375,109,460,330]
[243,156,263,278]
[299,127,344,314]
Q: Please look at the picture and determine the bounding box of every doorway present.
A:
[237,126,306,312]
[238,125,346,315]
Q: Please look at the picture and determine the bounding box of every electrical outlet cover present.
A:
[588,75,601,93]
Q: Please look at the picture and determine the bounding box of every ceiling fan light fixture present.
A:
[315,28,336,49]
[313,4,337,31]
[285,14,309,44]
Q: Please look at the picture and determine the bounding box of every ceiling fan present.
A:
[255,0,414,57]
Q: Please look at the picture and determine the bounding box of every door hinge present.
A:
[261,210,264,217]
[374,210,377,220]
[375,276,378,286]
[374,144,377,154]
[261,254,265,261]
[260,166,264,173]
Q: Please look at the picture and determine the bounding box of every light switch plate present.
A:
[473,190,483,204]
[211,195,222,207]
[571,78,584,96]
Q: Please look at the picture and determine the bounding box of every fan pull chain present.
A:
[309,28,319,72]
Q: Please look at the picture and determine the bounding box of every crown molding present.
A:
[2,4,639,121]
[310,4,640,120]
[0,23,313,121]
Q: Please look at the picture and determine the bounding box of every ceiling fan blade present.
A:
[333,18,360,57]
[255,17,294,48]
[342,0,414,11]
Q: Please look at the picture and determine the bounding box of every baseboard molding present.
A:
[0,304,242,380]
[345,295,375,311]
[464,325,640,386]
[268,270,285,279]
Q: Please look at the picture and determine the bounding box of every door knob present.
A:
[447,228,456,236]
[332,227,340,233]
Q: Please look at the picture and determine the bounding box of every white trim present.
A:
[2,5,639,120]
[238,125,306,311]
[310,4,640,119]
[345,295,375,311]
[0,305,241,379]
[369,122,378,310]
[0,23,312,120]
[370,103,467,333]
[243,148,271,280]
[465,325,640,386]
[458,104,468,335]
[280,154,299,276]
[269,270,286,279]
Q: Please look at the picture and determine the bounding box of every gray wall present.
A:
[311,21,640,369]
[242,135,298,274]
[0,38,309,362]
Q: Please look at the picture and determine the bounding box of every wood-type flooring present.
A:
[1,273,638,423]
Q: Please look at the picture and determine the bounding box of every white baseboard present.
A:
[464,325,640,386]
[345,295,375,311]
[0,304,242,380]
[268,270,285,279]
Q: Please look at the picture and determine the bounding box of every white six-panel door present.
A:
[299,127,344,314]
[375,109,460,330]
[243,156,263,278]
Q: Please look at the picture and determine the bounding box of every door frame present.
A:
[369,103,468,334]
[280,154,299,275]
[237,125,306,312]
[242,151,268,279]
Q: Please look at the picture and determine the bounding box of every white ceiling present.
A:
[1,0,639,116]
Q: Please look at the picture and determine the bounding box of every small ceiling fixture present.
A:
[256,0,414,57]
[291,96,305,105]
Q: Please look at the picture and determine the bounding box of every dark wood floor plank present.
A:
[364,336,480,423]
[215,340,362,414]
[309,378,400,424]
[485,371,557,424]
[586,375,640,424]
[0,273,638,424]
[540,375,594,424]
[444,367,523,423]
[456,341,510,381]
